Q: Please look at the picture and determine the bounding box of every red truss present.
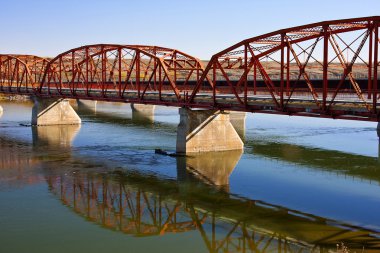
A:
[0,16,379,121]
[190,16,380,121]
[0,54,49,92]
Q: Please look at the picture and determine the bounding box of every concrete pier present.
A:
[228,111,246,139]
[32,97,81,126]
[177,150,243,187]
[131,103,155,123]
[176,108,243,154]
[77,99,97,111]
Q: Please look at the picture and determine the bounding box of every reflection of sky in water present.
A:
[0,101,380,232]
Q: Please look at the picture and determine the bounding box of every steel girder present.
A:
[0,54,49,92]
[189,16,380,121]
[40,44,209,102]
[0,17,380,121]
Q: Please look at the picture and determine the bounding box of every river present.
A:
[0,100,379,253]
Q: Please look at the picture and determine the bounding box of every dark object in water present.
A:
[155,149,186,157]
[155,149,168,155]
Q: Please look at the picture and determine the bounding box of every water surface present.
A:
[0,100,379,253]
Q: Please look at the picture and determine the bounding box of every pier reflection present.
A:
[177,150,243,188]
[0,124,81,188]
[32,125,81,147]
[47,168,380,253]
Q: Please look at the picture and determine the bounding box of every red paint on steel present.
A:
[0,17,379,122]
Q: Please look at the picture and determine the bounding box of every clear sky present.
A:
[1,0,379,59]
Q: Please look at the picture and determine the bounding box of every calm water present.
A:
[0,100,379,253]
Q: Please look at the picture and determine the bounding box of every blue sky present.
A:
[1,0,379,59]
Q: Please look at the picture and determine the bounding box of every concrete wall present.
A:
[131,103,155,123]
[228,111,246,139]
[176,108,243,153]
[77,99,97,111]
[32,97,81,126]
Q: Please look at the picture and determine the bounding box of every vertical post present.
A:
[280,33,285,108]
[286,44,290,96]
[101,50,106,97]
[213,62,216,106]
[85,48,89,96]
[368,21,373,99]
[25,64,28,91]
[0,61,2,90]
[323,25,329,112]
[153,47,157,91]
[16,62,19,92]
[71,51,75,95]
[174,52,177,90]
[253,61,257,95]
[154,61,157,91]
[159,63,162,101]
[373,21,378,113]
[59,57,62,94]
[244,45,248,105]
[136,51,141,99]
[118,48,122,98]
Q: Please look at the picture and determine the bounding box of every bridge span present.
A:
[1,16,380,153]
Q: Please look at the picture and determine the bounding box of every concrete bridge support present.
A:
[228,111,246,139]
[77,99,97,111]
[32,97,81,126]
[131,103,155,122]
[0,105,3,117]
[176,108,243,154]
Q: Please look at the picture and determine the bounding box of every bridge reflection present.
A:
[46,168,380,253]
[2,108,380,252]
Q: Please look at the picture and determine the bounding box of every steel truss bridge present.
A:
[1,16,380,121]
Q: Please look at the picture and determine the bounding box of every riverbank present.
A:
[0,94,30,101]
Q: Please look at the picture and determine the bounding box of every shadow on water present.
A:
[78,105,380,185]
[0,123,380,252]
[76,102,176,132]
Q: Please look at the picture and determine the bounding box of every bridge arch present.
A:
[191,16,380,119]
[0,54,49,93]
[41,44,209,103]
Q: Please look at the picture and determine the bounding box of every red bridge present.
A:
[1,16,380,153]
[0,16,379,121]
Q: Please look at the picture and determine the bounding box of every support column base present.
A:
[228,111,246,139]
[32,97,81,126]
[176,108,243,154]
[131,103,155,122]
[77,99,97,111]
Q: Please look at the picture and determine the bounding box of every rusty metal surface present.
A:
[1,16,380,121]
